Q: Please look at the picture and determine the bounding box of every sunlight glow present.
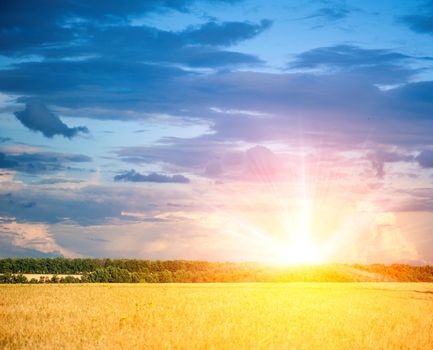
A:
[273,236,322,265]
[205,132,420,265]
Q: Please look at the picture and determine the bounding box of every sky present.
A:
[1,0,433,264]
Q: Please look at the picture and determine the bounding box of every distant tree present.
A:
[0,273,28,283]
[50,275,60,283]
[60,275,81,283]
[158,270,173,283]
[88,267,139,283]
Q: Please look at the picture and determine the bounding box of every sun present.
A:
[270,231,323,265]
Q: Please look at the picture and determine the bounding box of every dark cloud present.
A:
[35,178,84,185]
[316,7,350,20]
[416,150,433,168]
[0,54,257,111]
[183,20,272,46]
[33,22,266,65]
[0,137,12,143]
[402,15,433,34]
[0,150,91,173]
[289,45,415,73]
[401,1,433,35]
[0,184,192,226]
[1,43,430,145]
[0,153,18,169]
[368,150,414,178]
[0,188,122,225]
[178,70,433,146]
[173,47,262,67]
[0,59,187,101]
[116,138,230,169]
[14,101,89,138]
[0,0,268,124]
[114,170,190,184]
[0,2,431,153]
[0,0,240,55]
[0,0,267,122]
[0,1,267,68]
[21,201,36,209]
[305,6,351,23]
[389,81,433,105]
[0,11,432,169]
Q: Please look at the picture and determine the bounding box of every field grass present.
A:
[1,283,433,349]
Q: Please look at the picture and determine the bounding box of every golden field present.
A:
[1,283,433,349]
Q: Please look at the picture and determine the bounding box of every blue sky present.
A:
[1,0,433,263]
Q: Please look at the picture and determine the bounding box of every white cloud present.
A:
[0,219,76,257]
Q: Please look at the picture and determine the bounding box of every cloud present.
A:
[118,141,283,182]
[316,7,350,20]
[53,23,266,66]
[0,4,268,68]
[0,182,196,226]
[400,1,433,35]
[390,188,433,213]
[416,150,433,168]
[0,2,270,137]
[205,145,282,181]
[337,209,421,264]
[1,44,431,145]
[183,20,272,46]
[290,44,412,69]
[116,138,228,168]
[0,3,431,153]
[304,6,351,24]
[1,166,432,261]
[368,150,414,178]
[0,10,271,109]
[245,145,281,180]
[36,178,84,185]
[48,216,265,260]
[0,149,91,173]
[22,201,36,209]
[114,170,190,184]
[14,101,89,138]
[0,243,61,258]
[0,0,241,55]
[0,59,188,100]
[0,218,74,257]
[0,189,122,226]
[402,15,433,35]
[0,153,18,169]
[389,80,433,105]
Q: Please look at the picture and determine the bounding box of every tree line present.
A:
[0,266,139,284]
[0,258,432,283]
[0,258,245,274]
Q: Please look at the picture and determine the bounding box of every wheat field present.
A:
[1,283,433,349]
